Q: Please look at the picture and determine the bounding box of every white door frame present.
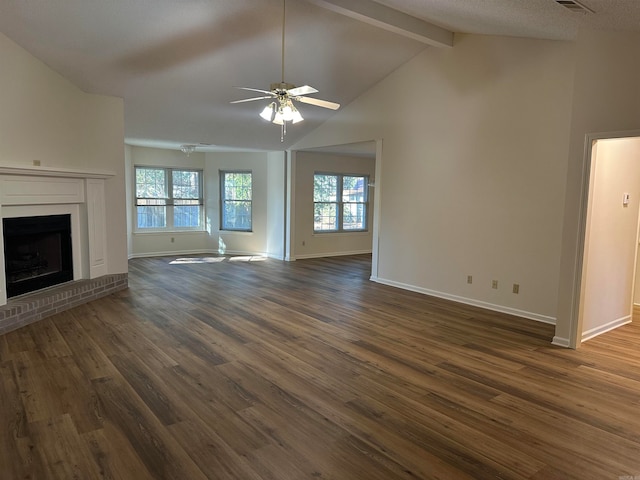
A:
[568,129,640,348]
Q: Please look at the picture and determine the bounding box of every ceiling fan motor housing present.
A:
[271,82,296,93]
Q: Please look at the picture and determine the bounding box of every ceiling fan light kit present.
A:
[180,144,197,156]
[230,0,340,142]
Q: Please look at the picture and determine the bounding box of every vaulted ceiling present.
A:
[1,0,639,151]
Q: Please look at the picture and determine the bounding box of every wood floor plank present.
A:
[168,419,265,480]
[2,254,640,479]
[0,360,47,479]
[91,375,208,480]
[29,414,101,480]
[81,425,155,480]
[53,311,118,380]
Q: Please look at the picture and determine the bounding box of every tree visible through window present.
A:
[314,173,368,232]
[221,171,252,231]
[135,167,203,230]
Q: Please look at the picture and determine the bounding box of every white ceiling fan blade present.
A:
[230,96,273,104]
[287,85,318,96]
[296,96,340,110]
[235,86,275,95]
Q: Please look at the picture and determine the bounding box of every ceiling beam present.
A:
[304,0,454,48]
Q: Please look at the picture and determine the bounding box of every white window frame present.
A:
[220,170,253,232]
[134,166,204,232]
[313,172,369,233]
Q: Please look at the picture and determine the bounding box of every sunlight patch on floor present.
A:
[228,256,267,262]
[170,256,267,265]
[170,257,225,264]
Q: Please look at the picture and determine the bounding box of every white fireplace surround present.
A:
[0,165,114,306]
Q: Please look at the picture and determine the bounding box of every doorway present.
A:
[289,140,381,278]
[577,135,640,345]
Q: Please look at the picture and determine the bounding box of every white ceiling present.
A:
[1,0,639,152]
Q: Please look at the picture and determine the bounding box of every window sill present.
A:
[312,231,369,237]
[133,230,207,235]
[219,230,253,235]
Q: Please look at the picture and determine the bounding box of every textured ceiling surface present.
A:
[1,0,639,151]
[376,0,640,40]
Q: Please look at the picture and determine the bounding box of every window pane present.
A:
[173,170,201,199]
[343,203,366,230]
[342,176,366,202]
[224,172,252,200]
[174,205,201,228]
[136,168,166,198]
[137,202,166,228]
[223,201,252,230]
[314,202,338,231]
[314,175,338,202]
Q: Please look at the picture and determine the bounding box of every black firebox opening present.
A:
[3,214,73,298]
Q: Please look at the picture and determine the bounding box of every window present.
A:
[314,173,368,232]
[135,167,203,230]
[221,171,252,231]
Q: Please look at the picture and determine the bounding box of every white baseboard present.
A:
[294,249,372,260]
[551,336,571,348]
[370,276,556,325]
[581,315,632,343]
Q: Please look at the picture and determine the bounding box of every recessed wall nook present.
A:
[0,165,128,335]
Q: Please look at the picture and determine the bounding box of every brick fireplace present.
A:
[0,165,127,334]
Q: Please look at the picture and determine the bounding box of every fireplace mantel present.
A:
[0,164,115,179]
[0,165,113,306]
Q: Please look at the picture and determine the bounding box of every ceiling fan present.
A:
[231,0,340,142]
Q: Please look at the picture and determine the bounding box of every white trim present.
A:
[0,164,115,179]
[371,276,556,325]
[552,336,571,348]
[218,230,255,236]
[294,249,372,260]
[581,314,632,342]
[311,231,370,237]
[133,230,207,236]
[569,129,640,349]
[371,139,383,280]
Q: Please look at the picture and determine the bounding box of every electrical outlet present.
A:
[513,283,519,294]
[467,275,473,284]
[492,280,498,289]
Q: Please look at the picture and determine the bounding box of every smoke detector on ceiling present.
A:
[555,0,594,14]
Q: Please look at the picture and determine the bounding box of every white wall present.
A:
[294,34,575,323]
[128,147,286,258]
[266,151,286,259]
[129,146,208,257]
[292,151,375,259]
[125,144,133,257]
[556,29,640,346]
[580,137,640,341]
[204,151,272,256]
[0,32,127,274]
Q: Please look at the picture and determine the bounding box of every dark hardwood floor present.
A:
[1,254,639,479]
